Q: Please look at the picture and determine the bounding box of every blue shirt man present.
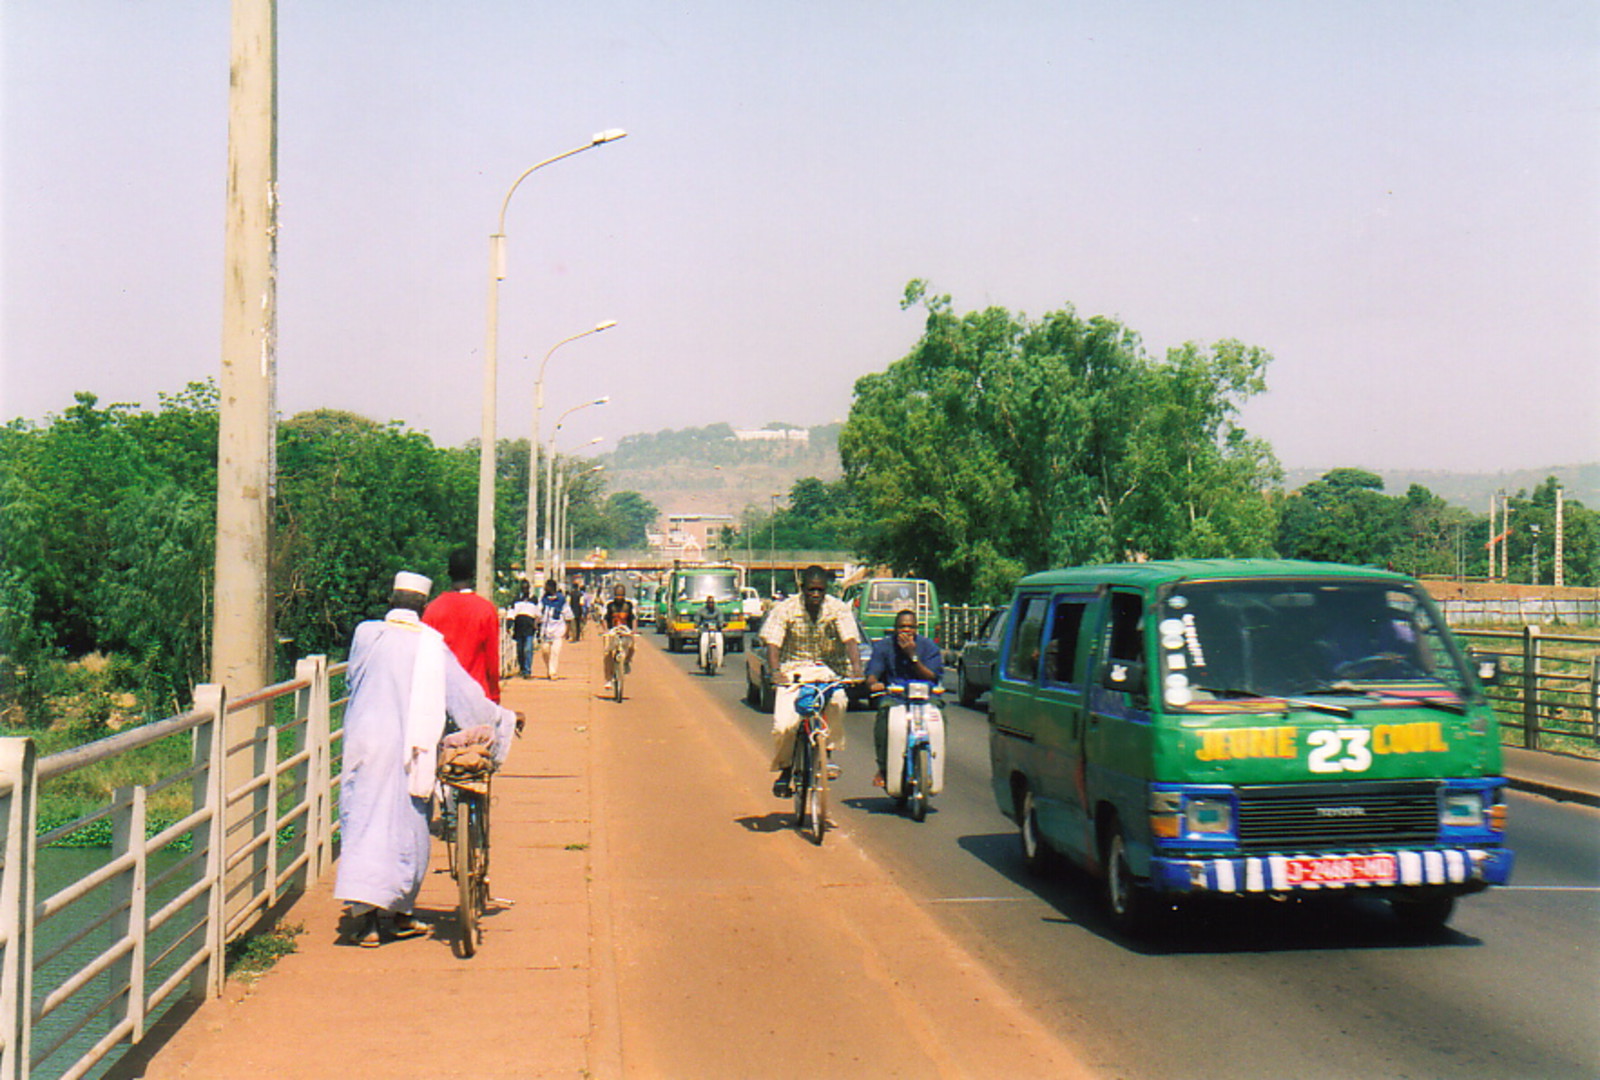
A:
[864,609,944,787]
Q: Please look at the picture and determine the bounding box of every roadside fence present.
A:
[1456,627,1600,753]
[0,657,346,1080]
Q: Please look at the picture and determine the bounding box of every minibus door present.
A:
[1035,592,1097,863]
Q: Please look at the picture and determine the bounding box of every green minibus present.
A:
[988,559,1513,933]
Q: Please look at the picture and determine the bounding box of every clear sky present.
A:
[2,1,1596,473]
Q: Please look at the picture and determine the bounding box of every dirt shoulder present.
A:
[124,634,1094,1079]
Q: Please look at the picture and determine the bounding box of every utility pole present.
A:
[213,0,277,697]
[213,0,277,924]
[1555,487,1566,587]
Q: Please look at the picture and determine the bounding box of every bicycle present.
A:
[606,626,634,702]
[438,731,497,957]
[878,680,945,822]
[788,675,847,845]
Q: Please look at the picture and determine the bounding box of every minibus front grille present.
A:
[1234,781,1439,851]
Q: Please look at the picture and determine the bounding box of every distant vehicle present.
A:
[740,587,765,625]
[954,608,1006,708]
[662,565,749,653]
[843,578,943,646]
[635,585,657,626]
[744,602,866,713]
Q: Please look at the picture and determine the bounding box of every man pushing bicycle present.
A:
[761,565,862,797]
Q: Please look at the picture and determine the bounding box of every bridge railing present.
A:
[1456,626,1599,753]
[0,656,346,1080]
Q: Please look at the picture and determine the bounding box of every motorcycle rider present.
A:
[695,594,725,670]
[864,609,943,789]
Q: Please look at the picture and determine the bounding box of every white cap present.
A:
[393,571,432,596]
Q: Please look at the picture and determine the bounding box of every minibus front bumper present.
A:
[1146,846,1514,897]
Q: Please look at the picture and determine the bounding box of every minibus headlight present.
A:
[1185,796,1233,836]
[1441,790,1484,829]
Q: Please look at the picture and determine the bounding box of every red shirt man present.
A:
[422,548,502,703]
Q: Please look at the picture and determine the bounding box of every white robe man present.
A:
[335,571,521,946]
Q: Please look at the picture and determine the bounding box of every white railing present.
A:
[0,656,346,1080]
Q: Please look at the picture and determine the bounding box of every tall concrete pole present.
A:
[213,0,277,697]
[213,0,277,925]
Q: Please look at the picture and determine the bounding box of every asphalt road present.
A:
[658,631,1600,1080]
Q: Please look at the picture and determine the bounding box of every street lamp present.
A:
[525,322,616,580]
[474,128,628,597]
[543,400,609,576]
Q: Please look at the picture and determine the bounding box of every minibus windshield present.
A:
[1159,579,1467,702]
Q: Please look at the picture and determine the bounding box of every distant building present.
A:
[730,428,809,443]
[654,512,737,560]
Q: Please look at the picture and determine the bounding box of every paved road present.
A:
[672,632,1600,1080]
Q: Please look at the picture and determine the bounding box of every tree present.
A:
[840,283,1280,601]
[598,491,658,548]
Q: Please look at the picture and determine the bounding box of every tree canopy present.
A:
[839,283,1281,601]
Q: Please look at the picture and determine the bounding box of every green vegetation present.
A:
[226,921,303,980]
[1,383,654,729]
[839,282,1280,601]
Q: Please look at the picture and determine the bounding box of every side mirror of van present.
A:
[1102,660,1146,695]
[1469,650,1501,686]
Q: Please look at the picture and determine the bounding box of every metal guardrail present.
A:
[0,656,346,1080]
[1456,627,1600,752]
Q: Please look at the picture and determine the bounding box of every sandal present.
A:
[381,914,427,941]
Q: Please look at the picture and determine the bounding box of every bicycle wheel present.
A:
[809,731,829,845]
[614,654,625,702]
[909,744,930,822]
[791,732,810,830]
[456,797,478,957]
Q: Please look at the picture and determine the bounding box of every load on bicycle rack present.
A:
[880,679,945,820]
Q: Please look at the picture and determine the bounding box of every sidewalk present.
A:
[1503,745,1600,808]
[126,633,1095,1079]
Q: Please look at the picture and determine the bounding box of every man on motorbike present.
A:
[760,565,863,797]
[864,609,944,789]
[695,595,725,669]
[600,584,636,694]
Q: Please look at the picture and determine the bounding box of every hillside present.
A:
[601,422,842,522]
[599,421,1597,524]
[1279,463,1600,510]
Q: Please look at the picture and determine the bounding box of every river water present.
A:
[30,844,201,1080]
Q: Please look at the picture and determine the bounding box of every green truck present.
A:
[988,559,1513,934]
[661,564,749,653]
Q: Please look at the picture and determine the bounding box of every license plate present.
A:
[1282,854,1397,886]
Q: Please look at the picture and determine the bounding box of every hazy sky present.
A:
[3,1,1596,474]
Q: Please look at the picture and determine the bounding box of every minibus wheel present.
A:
[1018,788,1055,876]
[1103,821,1155,935]
[1390,894,1455,932]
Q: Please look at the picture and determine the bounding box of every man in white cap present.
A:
[335,570,522,947]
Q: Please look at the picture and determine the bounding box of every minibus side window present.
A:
[1004,595,1050,683]
[1107,591,1144,663]
[1044,599,1090,686]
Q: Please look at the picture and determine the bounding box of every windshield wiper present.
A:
[1194,686,1353,718]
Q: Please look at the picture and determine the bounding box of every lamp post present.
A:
[769,492,781,596]
[544,400,608,576]
[475,128,628,597]
[526,321,616,582]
